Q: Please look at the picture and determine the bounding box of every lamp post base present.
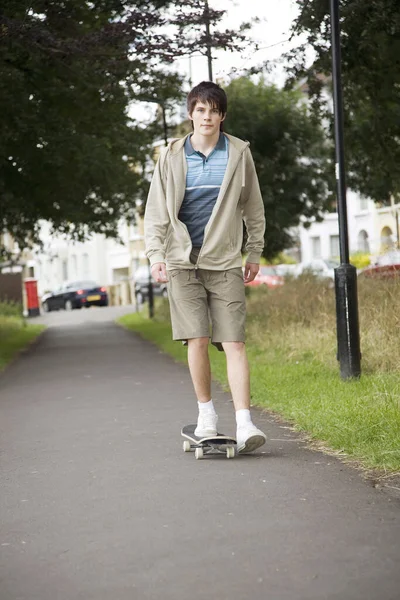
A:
[334,264,361,379]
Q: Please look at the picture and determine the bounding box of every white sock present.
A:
[236,409,252,427]
[198,399,216,415]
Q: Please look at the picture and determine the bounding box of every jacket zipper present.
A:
[193,147,248,269]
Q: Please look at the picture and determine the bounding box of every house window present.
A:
[82,253,90,277]
[381,227,394,252]
[62,260,68,281]
[330,235,340,258]
[311,237,321,259]
[357,230,370,253]
[71,254,77,278]
[359,197,369,211]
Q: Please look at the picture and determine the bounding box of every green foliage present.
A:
[0,300,22,317]
[224,78,334,258]
[0,318,44,371]
[287,0,400,203]
[269,252,297,265]
[0,0,168,255]
[0,299,43,370]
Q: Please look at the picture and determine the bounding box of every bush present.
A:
[245,275,400,373]
[350,252,371,269]
[0,301,25,341]
[0,300,23,318]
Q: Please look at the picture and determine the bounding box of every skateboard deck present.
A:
[181,424,237,460]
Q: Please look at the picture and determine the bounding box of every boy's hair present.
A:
[187,81,227,131]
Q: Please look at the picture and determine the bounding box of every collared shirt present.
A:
[178,133,229,248]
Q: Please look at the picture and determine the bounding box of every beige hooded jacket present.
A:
[144,133,265,271]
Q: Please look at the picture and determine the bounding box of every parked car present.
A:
[134,265,168,303]
[360,250,400,279]
[41,280,108,312]
[245,265,284,289]
[294,259,339,283]
[275,263,298,278]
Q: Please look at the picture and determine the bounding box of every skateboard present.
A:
[181,424,237,460]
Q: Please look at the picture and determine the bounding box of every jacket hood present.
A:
[168,133,250,155]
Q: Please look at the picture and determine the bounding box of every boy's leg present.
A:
[206,269,266,450]
[221,341,250,411]
[187,337,219,436]
[167,267,218,435]
[187,337,211,403]
[222,341,266,453]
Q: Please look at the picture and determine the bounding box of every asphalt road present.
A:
[1,306,399,600]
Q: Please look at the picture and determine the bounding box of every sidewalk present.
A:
[1,308,399,600]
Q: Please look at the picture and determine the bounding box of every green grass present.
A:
[0,314,45,371]
[118,306,400,474]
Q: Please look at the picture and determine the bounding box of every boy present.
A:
[144,81,266,453]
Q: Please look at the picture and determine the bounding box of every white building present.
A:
[32,218,146,300]
[298,191,399,263]
[297,76,399,264]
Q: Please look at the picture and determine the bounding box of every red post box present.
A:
[24,278,40,317]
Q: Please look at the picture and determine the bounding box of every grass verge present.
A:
[0,304,45,371]
[118,294,400,475]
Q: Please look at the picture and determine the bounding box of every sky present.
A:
[130,0,304,123]
[179,0,301,87]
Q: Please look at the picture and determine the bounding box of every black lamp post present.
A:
[330,0,361,379]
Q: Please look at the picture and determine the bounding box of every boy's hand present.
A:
[151,262,168,283]
[244,262,259,283]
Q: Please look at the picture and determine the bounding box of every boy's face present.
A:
[189,101,226,137]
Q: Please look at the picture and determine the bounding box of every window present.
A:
[357,230,370,253]
[330,235,340,258]
[311,237,321,259]
[359,197,369,211]
[381,227,394,252]
[62,260,68,281]
[71,255,77,278]
[82,253,90,277]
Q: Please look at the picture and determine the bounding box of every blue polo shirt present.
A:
[178,133,229,247]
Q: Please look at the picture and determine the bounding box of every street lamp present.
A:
[330,0,361,379]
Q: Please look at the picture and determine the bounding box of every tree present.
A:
[0,0,172,257]
[286,0,400,203]
[224,77,333,258]
[170,0,254,81]
[0,0,252,257]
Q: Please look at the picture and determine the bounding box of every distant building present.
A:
[296,75,399,263]
[298,192,399,262]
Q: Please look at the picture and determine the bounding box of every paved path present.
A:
[1,307,399,600]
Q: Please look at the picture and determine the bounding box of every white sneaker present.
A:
[194,412,218,437]
[236,424,266,454]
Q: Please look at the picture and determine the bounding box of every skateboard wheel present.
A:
[226,446,235,459]
[183,440,191,452]
[195,448,204,460]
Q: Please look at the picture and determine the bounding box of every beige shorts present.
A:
[167,251,246,352]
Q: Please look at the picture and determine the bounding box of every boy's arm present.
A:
[144,148,170,266]
[242,148,266,264]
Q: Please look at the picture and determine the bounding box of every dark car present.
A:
[134,265,168,303]
[42,280,108,312]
